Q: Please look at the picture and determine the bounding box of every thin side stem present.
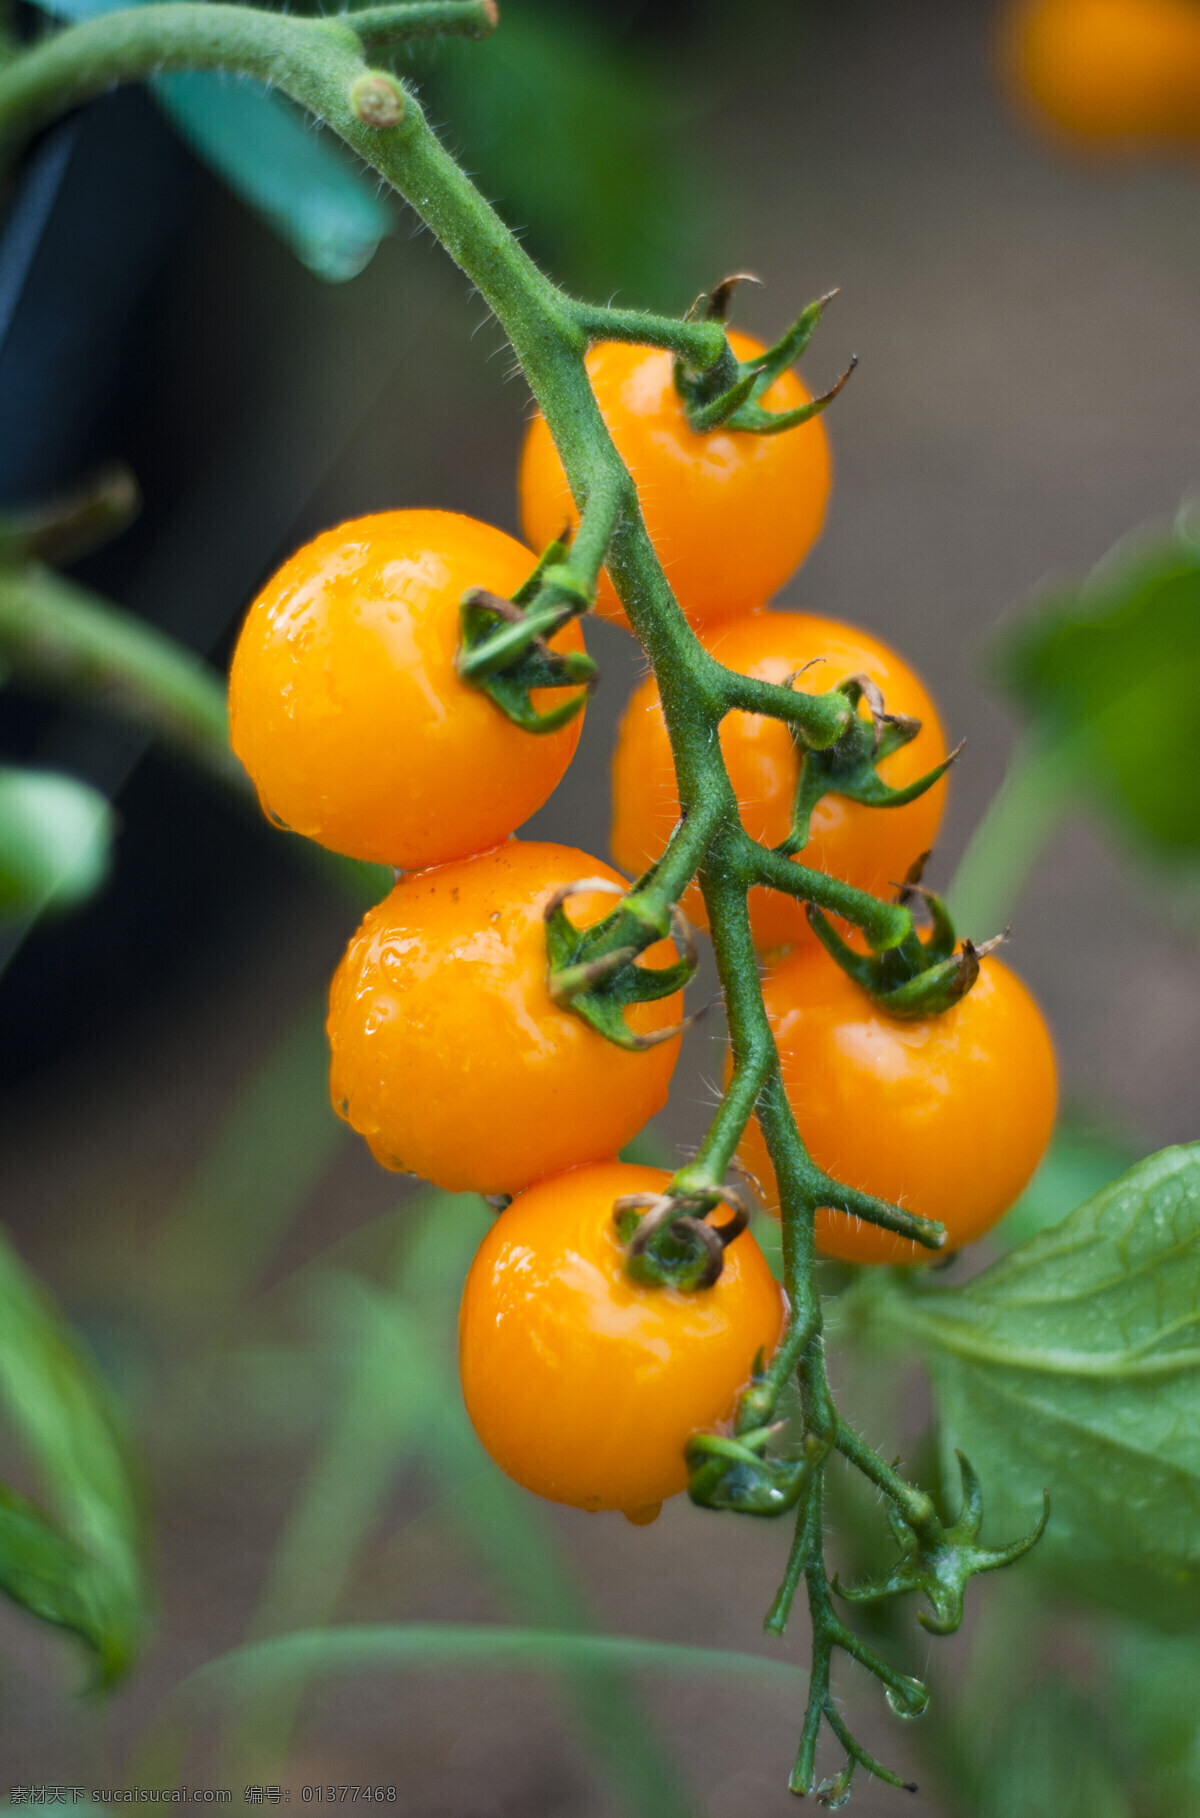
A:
[720,667,852,749]
[834,1417,935,1532]
[571,303,727,367]
[744,836,912,951]
[342,1,496,44]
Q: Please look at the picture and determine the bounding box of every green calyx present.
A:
[456,537,597,734]
[673,278,856,436]
[834,1452,1050,1636]
[687,1423,829,1517]
[544,878,697,1051]
[776,674,961,861]
[613,1180,750,1292]
[806,859,1004,1018]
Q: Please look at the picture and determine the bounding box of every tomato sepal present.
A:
[614,1180,750,1291]
[833,1452,1050,1636]
[774,675,960,861]
[456,542,596,734]
[686,1425,829,1517]
[674,285,855,436]
[805,859,1007,1019]
[544,877,698,1051]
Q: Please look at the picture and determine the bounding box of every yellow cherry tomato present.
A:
[459,1161,785,1516]
[519,332,830,631]
[229,509,585,868]
[328,842,682,1196]
[611,610,948,955]
[736,945,1057,1265]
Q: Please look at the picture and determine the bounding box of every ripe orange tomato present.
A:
[736,945,1057,1265]
[229,509,586,869]
[611,610,948,955]
[459,1161,785,1517]
[518,331,830,631]
[328,842,683,1196]
[999,0,1200,147]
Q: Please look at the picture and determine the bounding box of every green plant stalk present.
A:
[0,563,237,785]
[0,5,991,1791]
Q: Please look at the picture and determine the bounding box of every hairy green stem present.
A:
[340,1,497,44]
[835,1417,936,1533]
[572,304,726,364]
[721,666,852,748]
[744,836,911,949]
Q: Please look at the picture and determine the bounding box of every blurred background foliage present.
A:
[1,0,1200,1813]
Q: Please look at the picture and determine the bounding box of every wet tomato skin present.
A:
[519,332,831,631]
[458,1161,786,1516]
[328,842,682,1196]
[736,945,1057,1264]
[229,509,585,869]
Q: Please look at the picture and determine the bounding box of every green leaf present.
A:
[172,1621,807,1710]
[0,1227,148,1681]
[0,1484,114,1651]
[0,767,114,919]
[881,1144,1200,1627]
[999,520,1200,858]
[1113,1627,1200,1816]
[29,0,390,281]
[994,1118,1139,1248]
[965,1683,1130,1818]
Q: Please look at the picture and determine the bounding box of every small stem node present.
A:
[350,69,405,127]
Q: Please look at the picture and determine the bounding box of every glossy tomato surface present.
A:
[459,1161,785,1516]
[328,843,682,1196]
[519,331,830,630]
[737,946,1057,1264]
[611,610,948,953]
[229,509,585,868]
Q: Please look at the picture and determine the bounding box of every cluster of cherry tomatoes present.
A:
[228,329,1055,1522]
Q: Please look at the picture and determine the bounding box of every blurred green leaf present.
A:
[31,0,390,280]
[0,766,113,919]
[994,1118,1139,1248]
[0,1481,133,1673]
[1113,1627,1200,1817]
[0,1226,148,1682]
[149,993,347,1330]
[180,1620,808,1706]
[966,1682,1130,1818]
[415,1,710,305]
[152,74,391,282]
[880,1144,1200,1627]
[999,520,1200,859]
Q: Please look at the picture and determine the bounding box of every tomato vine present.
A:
[0,1,1051,1799]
